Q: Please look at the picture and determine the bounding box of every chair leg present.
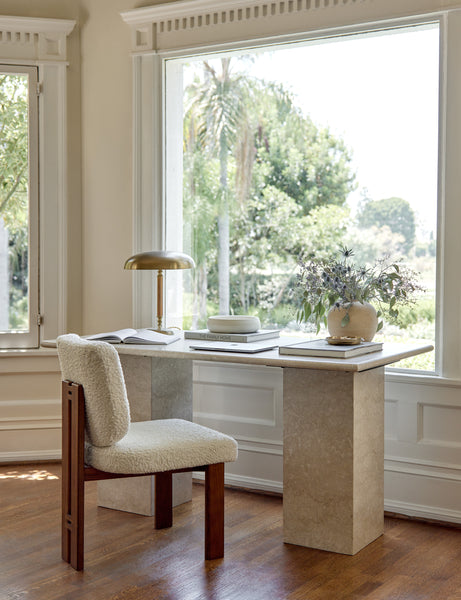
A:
[204,463,225,560]
[61,383,71,564]
[62,382,86,571]
[155,471,173,529]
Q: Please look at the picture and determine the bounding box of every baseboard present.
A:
[0,449,61,464]
[194,471,283,494]
[194,471,461,526]
[384,499,461,525]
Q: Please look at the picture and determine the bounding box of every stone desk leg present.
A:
[97,355,193,516]
[283,366,384,555]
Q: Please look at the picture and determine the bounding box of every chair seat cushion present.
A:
[85,419,238,474]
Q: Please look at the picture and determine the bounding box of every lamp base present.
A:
[147,328,178,335]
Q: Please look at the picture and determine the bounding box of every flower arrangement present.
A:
[296,246,422,333]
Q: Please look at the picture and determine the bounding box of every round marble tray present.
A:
[207,315,261,333]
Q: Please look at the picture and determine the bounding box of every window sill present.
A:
[0,347,57,358]
[385,369,461,389]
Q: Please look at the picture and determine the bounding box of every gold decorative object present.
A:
[124,251,195,334]
[326,336,362,345]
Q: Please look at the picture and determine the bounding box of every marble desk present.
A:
[100,338,432,556]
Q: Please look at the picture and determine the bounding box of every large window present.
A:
[165,23,439,371]
[0,65,39,349]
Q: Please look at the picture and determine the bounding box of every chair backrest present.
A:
[57,334,130,447]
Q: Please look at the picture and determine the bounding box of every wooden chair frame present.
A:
[61,380,225,571]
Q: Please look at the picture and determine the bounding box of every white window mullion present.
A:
[437,10,461,380]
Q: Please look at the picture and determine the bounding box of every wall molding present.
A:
[0,417,61,431]
[194,470,284,494]
[384,499,461,524]
[121,0,461,54]
[385,456,461,482]
[122,0,370,44]
[0,16,75,62]
[0,449,61,463]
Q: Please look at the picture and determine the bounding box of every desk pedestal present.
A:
[97,355,193,516]
[283,366,384,555]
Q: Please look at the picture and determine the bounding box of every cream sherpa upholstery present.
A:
[57,334,238,474]
[85,418,238,474]
[57,334,130,447]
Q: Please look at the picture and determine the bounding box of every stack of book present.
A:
[184,329,280,343]
[185,328,281,353]
[279,338,383,358]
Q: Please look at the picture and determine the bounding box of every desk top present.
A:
[115,337,433,372]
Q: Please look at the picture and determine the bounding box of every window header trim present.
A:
[0,15,75,62]
[121,0,459,54]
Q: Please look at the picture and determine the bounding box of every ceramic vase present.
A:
[327,301,378,342]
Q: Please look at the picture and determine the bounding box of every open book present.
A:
[85,328,180,345]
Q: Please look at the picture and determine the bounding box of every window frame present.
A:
[125,7,461,384]
[0,16,75,349]
[0,64,39,349]
[163,23,441,366]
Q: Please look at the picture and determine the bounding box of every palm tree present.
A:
[186,58,249,315]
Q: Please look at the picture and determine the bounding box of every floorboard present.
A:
[1,463,460,600]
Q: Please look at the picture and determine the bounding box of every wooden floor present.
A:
[1,463,461,600]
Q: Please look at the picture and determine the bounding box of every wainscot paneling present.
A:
[193,361,283,493]
[0,353,61,462]
[384,375,461,523]
[1,353,460,523]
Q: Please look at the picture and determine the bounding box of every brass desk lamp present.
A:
[124,251,195,334]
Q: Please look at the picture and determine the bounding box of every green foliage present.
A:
[414,238,436,258]
[357,197,416,254]
[252,81,356,216]
[0,74,28,228]
[184,58,253,315]
[394,296,435,329]
[0,74,29,329]
[8,287,28,329]
[183,61,357,323]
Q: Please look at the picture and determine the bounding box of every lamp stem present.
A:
[156,269,164,330]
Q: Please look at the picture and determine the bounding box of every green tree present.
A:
[0,74,29,328]
[253,82,355,216]
[183,102,220,325]
[357,197,416,255]
[230,81,356,314]
[183,63,357,324]
[0,74,28,231]
[186,58,250,315]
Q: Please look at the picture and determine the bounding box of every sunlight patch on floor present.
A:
[0,469,59,480]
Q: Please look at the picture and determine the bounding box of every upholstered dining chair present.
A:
[57,334,238,571]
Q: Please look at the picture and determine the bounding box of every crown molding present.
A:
[0,15,75,62]
[120,0,461,54]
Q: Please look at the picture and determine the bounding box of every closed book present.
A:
[190,340,279,353]
[184,329,280,342]
[279,338,383,358]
